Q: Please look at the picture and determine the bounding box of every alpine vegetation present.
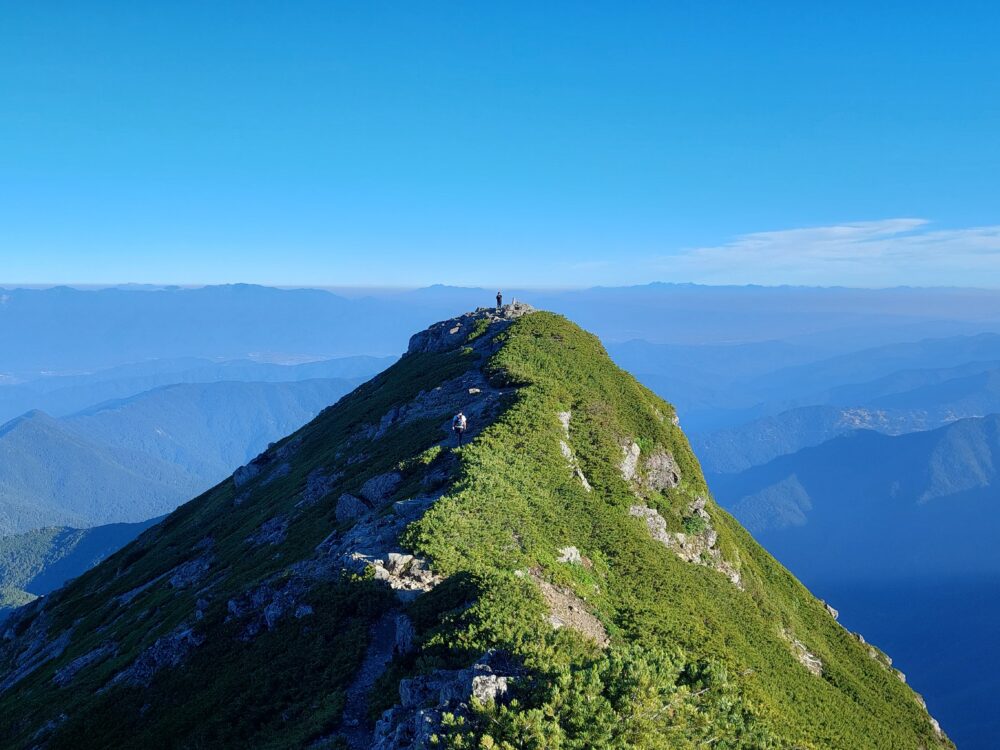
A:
[0,307,949,749]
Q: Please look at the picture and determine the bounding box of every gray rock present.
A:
[360,472,403,506]
[620,441,641,481]
[106,625,204,689]
[394,614,416,657]
[557,546,582,565]
[297,468,343,508]
[168,554,212,589]
[405,305,534,356]
[233,461,262,488]
[53,642,117,687]
[294,604,314,619]
[246,516,289,546]
[0,617,73,693]
[336,493,371,522]
[261,461,291,485]
[643,448,681,491]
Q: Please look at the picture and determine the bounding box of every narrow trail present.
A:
[339,609,400,749]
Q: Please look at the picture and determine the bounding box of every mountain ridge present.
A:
[0,307,949,749]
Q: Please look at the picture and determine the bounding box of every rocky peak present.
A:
[405,302,535,355]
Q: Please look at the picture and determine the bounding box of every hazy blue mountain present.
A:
[710,419,1000,750]
[744,333,1000,409]
[0,378,360,536]
[0,518,158,618]
[0,411,201,535]
[0,353,393,424]
[693,363,1000,473]
[710,415,1000,580]
[6,283,1000,380]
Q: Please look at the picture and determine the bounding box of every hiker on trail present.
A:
[496,291,503,311]
[452,411,468,445]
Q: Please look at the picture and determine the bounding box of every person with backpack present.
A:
[496,291,503,311]
[452,411,468,445]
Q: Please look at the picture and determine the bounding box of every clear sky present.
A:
[2,2,998,287]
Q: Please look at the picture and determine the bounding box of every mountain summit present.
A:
[0,307,949,749]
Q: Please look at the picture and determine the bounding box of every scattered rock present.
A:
[261,461,291,485]
[823,601,839,620]
[246,516,289,547]
[114,572,169,607]
[394,614,416,657]
[0,615,73,693]
[294,604,314,619]
[233,461,262,488]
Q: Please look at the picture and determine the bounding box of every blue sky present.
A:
[1,2,998,287]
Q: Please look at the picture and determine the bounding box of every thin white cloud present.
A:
[658,219,1000,287]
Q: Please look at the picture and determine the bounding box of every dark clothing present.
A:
[453,414,467,445]
[496,293,502,310]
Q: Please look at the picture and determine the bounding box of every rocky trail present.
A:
[337,609,405,750]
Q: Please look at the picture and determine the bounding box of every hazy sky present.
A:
[2,2,998,287]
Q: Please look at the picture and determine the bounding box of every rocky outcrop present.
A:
[168,553,213,588]
[405,304,534,356]
[630,499,742,588]
[782,628,823,676]
[246,516,289,547]
[642,448,681,491]
[557,546,582,565]
[326,495,443,601]
[226,577,311,640]
[52,642,117,687]
[296,468,343,509]
[232,438,302,488]
[620,441,641,482]
[620,440,681,491]
[105,625,204,689]
[360,472,403,506]
[372,652,521,750]
[0,611,72,693]
[336,493,371,522]
[557,411,592,491]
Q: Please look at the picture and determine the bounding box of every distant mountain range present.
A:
[0,518,158,618]
[710,414,1000,580]
[694,361,1000,473]
[0,353,394,424]
[0,378,364,536]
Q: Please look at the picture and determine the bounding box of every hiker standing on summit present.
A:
[452,411,468,446]
[496,291,502,311]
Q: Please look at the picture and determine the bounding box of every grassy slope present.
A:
[0,312,946,749]
[404,313,945,749]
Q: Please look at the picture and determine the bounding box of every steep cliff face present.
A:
[0,308,949,749]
